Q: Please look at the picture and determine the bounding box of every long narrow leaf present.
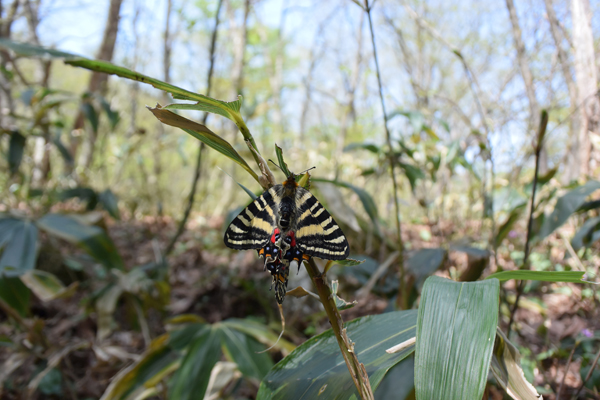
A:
[147,106,258,182]
[415,276,499,400]
[220,326,273,382]
[0,219,38,277]
[485,270,586,283]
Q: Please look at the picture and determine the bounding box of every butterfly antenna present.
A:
[268,159,285,173]
[298,166,316,175]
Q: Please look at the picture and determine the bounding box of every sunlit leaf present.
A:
[257,310,418,400]
[148,106,258,182]
[415,276,499,400]
[170,326,222,400]
[490,328,540,400]
[20,270,77,302]
[36,213,124,270]
[485,270,586,283]
[163,95,243,122]
[100,334,181,400]
[536,180,600,241]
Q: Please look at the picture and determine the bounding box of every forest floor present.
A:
[1,213,599,399]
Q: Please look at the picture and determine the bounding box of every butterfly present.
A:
[224,172,349,302]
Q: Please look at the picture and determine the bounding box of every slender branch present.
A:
[304,258,374,400]
[573,346,600,399]
[507,110,548,337]
[364,0,406,309]
[556,340,578,400]
[165,0,223,256]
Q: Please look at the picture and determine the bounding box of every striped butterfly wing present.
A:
[224,186,281,250]
[293,187,349,260]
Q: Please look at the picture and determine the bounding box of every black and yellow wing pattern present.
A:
[293,187,349,260]
[224,186,281,249]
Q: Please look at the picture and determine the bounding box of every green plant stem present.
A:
[364,0,406,309]
[573,346,600,399]
[165,0,223,256]
[304,258,374,400]
[507,110,548,337]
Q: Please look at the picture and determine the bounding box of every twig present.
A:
[507,110,548,338]
[165,0,224,256]
[559,231,585,271]
[556,340,578,400]
[363,0,406,310]
[304,258,374,400]
[573,346,600,399]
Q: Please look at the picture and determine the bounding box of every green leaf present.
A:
[8,131,26,176]
[81,101,99,133]
[0,276,30,317]
[170,326,222,400]
[485,270,586,283]
[99,189,121,220]
[100,334,181,400]
[20,270,76,302]
[331,280,356,310]
[220,319,295,355]
[524,167,557,194]
[571,216,600,250]
[333,258,365,267]
[36,213,124,270]
[274,144,291,177]
[163,95,243,122]
[220,168,257,200]
[168,323,208,351]
[397,162,424,192]
[374,356,415,400]
[98,96,120,129]
[343,142,382,154]
[257,310,417,400]
[0,218,38,277]
[52,133,74,166]
[313,178,379,231]
[220,326,273,381]
[415,276,499,400]
[490,328,540,400]
[406,248,447,289]
[147,106,258,182]
[495,202,527,247]
[536,181,600,241]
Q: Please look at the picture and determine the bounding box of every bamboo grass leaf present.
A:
[415,276,499,400]
[485,270,587,283]
[147,106,258,182]
[257,310,417,400]
[274,144,291,177]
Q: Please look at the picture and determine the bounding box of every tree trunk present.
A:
[505,0,547,174]
[544,0,580,182]
[571,0,599,177]
[70,0,123,174]
[335,12,364,177]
